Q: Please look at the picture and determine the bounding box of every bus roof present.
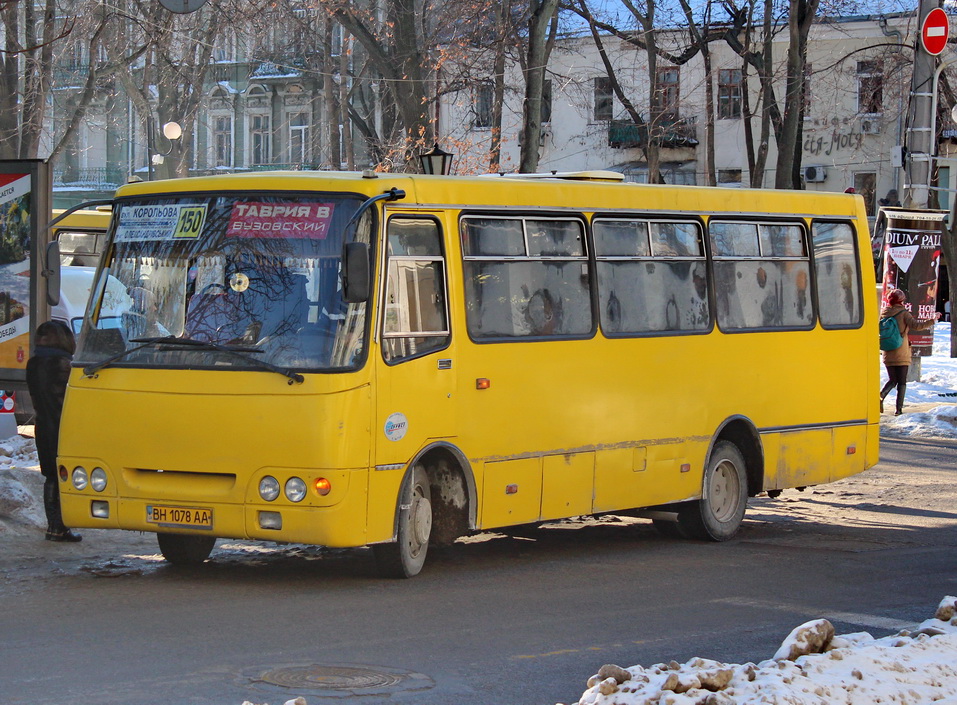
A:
[52,207,112,231]
[112,171,865,219]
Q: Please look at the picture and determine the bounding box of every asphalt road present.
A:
[2,435,956,705]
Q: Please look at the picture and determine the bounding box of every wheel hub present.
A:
[711,460,739,522]
[411,495,432,547]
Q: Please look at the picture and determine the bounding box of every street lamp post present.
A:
[146,117,183,180]
[418,143,454,175]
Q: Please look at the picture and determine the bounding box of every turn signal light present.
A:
[314,477,332,496]
[476,378,491,389]
[59,466,67,481]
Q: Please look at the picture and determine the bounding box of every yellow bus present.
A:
[50,206,112,333]
[58,171,878,577]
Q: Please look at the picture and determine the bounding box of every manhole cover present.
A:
[246,663,434,698]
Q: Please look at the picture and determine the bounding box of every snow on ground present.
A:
[3,325,957,705]
[573,597,957,705]
[881,322,957,438]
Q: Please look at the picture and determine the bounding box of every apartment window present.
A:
[474,83,493,129]
[288,112,309,164]
[213,31,236,63]
[213,116,233,168]
[594,76,613,122]
[654,67,680,122]
[331,23,344,57]
[717,69,742,119]
[857,61,883,115]
[250,114,271,165]
[854,172,877,214]
[718,169,743,187]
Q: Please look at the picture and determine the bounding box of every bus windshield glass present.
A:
[75,194,372,372]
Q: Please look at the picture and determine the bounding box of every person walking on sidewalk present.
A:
[880,289,940,415]
[26,320,81,542]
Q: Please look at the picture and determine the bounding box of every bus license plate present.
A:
[146,505,213,529]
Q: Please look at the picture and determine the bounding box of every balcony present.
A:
[608,117,698,149]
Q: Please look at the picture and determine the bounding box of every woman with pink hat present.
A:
[879,289,940,414]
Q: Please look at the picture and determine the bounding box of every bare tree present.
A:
[0,0,129,160]
[518,0,559,173]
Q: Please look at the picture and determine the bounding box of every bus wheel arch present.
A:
[677,418,763,541]
[373,443,475,578]
[419,444,476,546]
[711,416,764,497]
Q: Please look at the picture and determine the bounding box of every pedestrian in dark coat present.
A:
[879,289,940,416]
[26,320,81,541]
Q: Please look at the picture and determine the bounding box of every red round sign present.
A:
[921,7,950,56]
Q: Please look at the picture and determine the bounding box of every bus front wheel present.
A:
[157,533,216,565]
[678,441,747,541]
[373,466,432,578]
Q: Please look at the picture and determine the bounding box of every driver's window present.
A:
[382,217,450,363]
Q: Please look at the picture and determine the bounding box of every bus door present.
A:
[375,214,456,462]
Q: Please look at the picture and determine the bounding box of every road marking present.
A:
[714,597,913,631]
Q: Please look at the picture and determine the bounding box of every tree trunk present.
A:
[519,0,559,173]
[773,0,819,189]
[489,3,508,173]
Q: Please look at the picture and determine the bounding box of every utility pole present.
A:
[903,0,944,209]
[898,0,949,383]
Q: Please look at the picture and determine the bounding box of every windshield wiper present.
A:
[82,335,305,384]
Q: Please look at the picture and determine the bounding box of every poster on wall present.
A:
[0,172,32,370]
[878,208,946,356]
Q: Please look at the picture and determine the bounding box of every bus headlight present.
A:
[90,467,108,492]
[259,476,280,502]
[72,467,89,491]
[284,477,306,503]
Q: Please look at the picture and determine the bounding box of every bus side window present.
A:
[462,216,592,339]
[812,221,862,327]
[594,218,709,335]
[382,218,450,363]
[710,220,813,331]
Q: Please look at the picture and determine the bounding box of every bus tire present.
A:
[678,441,747,541]
[373,466,432,578]
[157,533,216,565]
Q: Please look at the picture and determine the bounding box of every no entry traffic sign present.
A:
[921,7,950,56]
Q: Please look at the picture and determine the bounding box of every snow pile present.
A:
[575,597,957,705]
[0,433,43,534]
[882,404,957,438]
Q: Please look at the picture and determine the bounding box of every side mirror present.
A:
[44,241,61,306]
[342,242,370,303]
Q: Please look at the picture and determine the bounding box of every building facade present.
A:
[439,13,939,216]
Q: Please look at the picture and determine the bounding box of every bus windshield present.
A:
[76,193,372,372]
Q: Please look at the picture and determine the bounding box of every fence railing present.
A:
[53,167,126,188]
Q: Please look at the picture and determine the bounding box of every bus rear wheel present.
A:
[157,533,216,565]
[678,441,748,541]
[373,466,432,578]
